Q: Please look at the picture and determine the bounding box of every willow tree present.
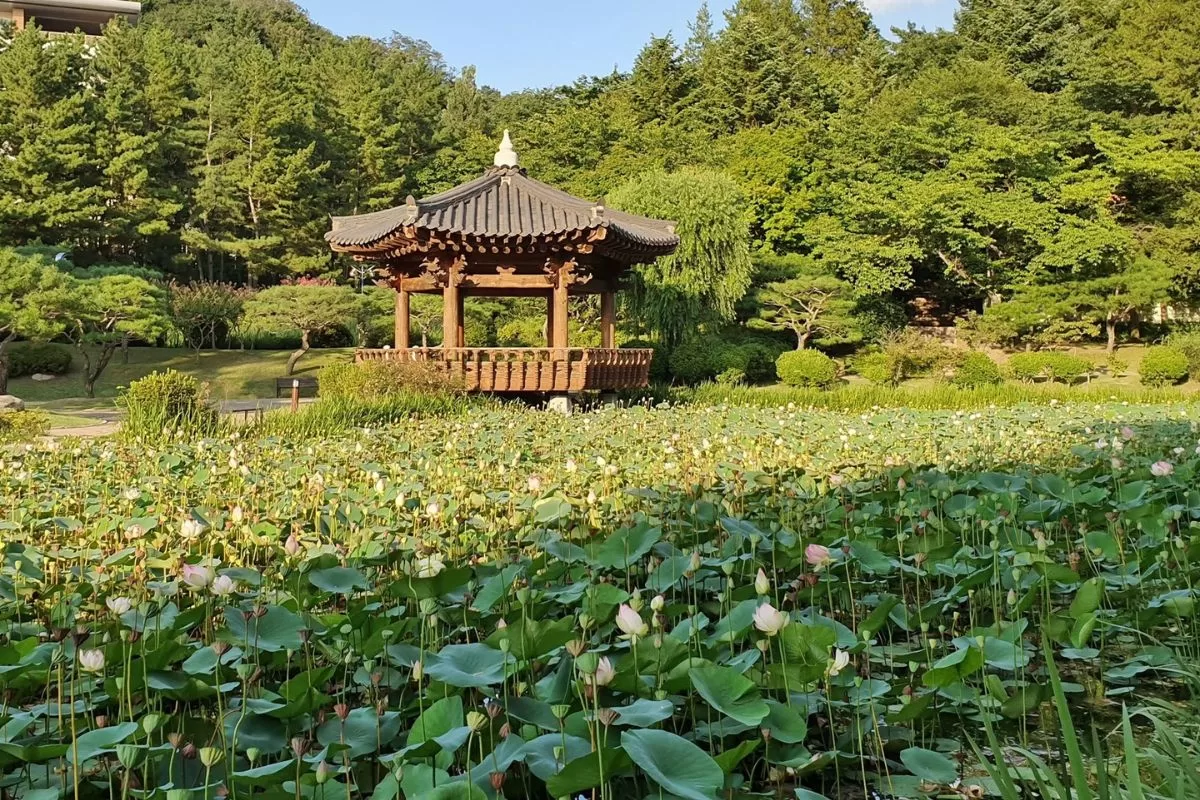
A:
[608,168,753,347]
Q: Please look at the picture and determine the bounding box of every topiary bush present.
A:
[118,370,220,443]
[951,351,1003,388]
[776,349,838,389]
[9,343,72,378]
[1139,345,1190,387]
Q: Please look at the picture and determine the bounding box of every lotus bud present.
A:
[490,772,507,791]
[754,569,770,596]
[650,594,664,612]
[411,661,423,681]
[181,744,198,760]
[284,533,301,556]
[314,761,332,785]
[198,747,224,768]
[687,551,702,576]
[761,727,772,742]
[168,733,184,750]
[290,737,310,758]
[615,604,648,639]
[578,613,593,630]
[334,703,350,721]
[755,639,769,653]
[592,657,615,687]
[1007,589,1018,606]
[246,747,261,764]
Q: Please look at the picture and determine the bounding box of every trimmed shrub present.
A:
[118,370,219,443]
[952,352,1003,388]
[776,349,838,389]
[1007,352,1045,382]
[0,410,50,444]
[1140,345,1190,387]
[1167,332,1200,380]
[851,352,893,385]
[1007,352,1093,384]
[9,343,72,378]
[669,339,720,384]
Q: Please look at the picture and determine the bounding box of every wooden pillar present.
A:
[545,292,555,346]
[12,7,25,30]
[552,269,570,356]
[600,291,616,349]
[395,288,410,349]
[456,292,466,348]
[442,258,460,357]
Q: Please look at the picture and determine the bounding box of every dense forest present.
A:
[2,0,1199,356]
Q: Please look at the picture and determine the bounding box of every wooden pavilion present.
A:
[326,131,679,396]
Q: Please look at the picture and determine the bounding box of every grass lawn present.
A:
[10,347,355,407]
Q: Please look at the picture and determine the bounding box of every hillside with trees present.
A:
[2,0,1199,372]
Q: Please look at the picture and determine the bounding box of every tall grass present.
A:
[974,641,1200,800]
[247,392,481,439]
[118,370,220,443]
[668,381,1195,411]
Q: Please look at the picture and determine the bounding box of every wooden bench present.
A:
[275,376,318,398]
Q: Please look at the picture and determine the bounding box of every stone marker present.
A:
[31,373,56,382]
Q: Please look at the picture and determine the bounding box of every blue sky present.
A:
[298,0,959,93]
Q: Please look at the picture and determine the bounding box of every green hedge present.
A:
[8,343,72,378]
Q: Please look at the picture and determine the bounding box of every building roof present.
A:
[326,131,679,263]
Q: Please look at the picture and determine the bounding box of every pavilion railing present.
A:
[354,347,654,393]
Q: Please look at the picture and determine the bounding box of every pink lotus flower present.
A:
[805,544,833,571]
[181,563,214,589]
[753,602,789,636]
[615,604,648,638]
[1151,461,1174,478]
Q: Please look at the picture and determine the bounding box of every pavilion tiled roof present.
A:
[326,133,679,260]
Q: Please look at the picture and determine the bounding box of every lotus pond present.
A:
[1,402,1199,800]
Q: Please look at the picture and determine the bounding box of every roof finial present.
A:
[494,129,519,168]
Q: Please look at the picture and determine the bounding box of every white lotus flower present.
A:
[827,649,851,677]
[78,649,106,673]
[106,596,132,615]
[753,602,789,637]
[180,519,204,540]
[122,488,140,501]
[210,575,238,596]
[615,604,648,638]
